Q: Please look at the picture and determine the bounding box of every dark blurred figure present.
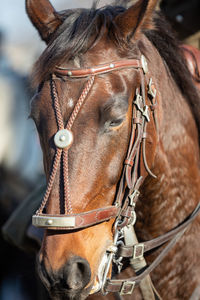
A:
[160,0,200,48]
[160,0,200,39]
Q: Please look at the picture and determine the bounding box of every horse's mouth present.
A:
[47,258,108,300]
[37,259,91,300]
[37,245,112,299]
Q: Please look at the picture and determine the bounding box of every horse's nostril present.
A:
[64,256,91,290]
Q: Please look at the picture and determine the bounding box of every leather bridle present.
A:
[32,56,148,229]
[32,55,200,296]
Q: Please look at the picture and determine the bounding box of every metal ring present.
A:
[141,55,148,74]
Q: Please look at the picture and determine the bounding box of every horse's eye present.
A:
[109,118,124,127]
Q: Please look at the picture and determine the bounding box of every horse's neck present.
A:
[135,35,200,298]
[137,35,199,233]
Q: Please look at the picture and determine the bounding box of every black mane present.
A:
[33,3,200,133]
[146,13,200,134]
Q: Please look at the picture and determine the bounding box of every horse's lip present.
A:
[50,285,92,300]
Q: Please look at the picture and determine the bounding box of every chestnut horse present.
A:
[26,0,200,299]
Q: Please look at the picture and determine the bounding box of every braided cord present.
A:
[37,76,95,215]
[37,148,62,214]
[66,76,95,130]
[64,76,95,213]
[51,78,64,130]
[63,150,72,214]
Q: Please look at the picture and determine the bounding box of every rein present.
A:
[32,55,200,297]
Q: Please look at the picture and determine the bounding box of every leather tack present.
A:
[133,117,143,124]
[33,206,120,230]
[55,59,141,78]
[141,55,148,74]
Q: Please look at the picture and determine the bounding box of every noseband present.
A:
[32,55,200,296]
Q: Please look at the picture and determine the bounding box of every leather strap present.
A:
[55,59,141,78]
[104,203,200,293]
[118,202,200,258]
[129,226,160,300]
[105,229,186,293]
[33,205,120,230]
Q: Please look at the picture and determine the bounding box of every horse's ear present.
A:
[115,0,157,41]
[26,0,63,43]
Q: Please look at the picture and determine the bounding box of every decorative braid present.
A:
[37,148,62,214]
[63,75,95,214]
[63,149,73,214]
[38,76,95,215]
[67,76,95,130]
[51,79,64,130]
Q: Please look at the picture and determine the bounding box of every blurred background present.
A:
[0,2,94,300]
[0,0,95,75]
[0,0,199,300]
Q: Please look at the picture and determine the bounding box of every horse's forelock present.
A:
[32,4,127,87]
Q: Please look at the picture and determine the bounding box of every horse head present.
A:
[26,0,166,299]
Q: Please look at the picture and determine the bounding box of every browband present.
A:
[55,56,148,78]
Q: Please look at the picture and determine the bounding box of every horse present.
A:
[26,0,200,299]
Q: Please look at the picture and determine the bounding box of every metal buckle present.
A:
[120,281,135,295]
[129,210,137,226]
[129,190,140,206]
[107,245,118,254]
[133,243,144,259]
[134,91,143,113]
[148,78,157,99]
[142,105,150,122]
[141,55,148,74]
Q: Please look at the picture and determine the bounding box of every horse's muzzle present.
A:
[37,255,92,299]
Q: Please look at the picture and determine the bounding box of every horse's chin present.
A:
[50,287,91,300]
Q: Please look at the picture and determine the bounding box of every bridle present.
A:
[32,55,200,297]
[32,56,149,228]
